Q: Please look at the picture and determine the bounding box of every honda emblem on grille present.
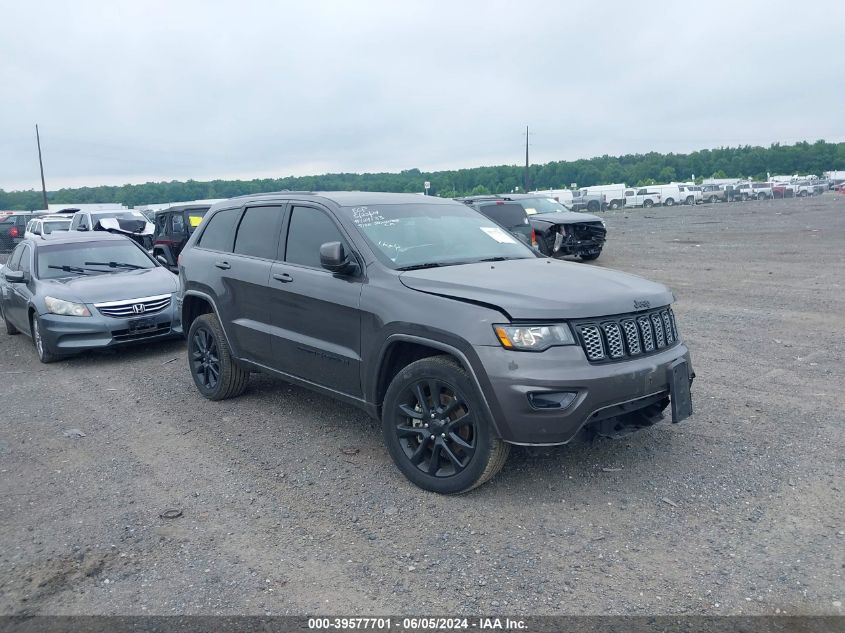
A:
[132,303,146,314]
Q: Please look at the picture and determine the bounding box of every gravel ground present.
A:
[0,195,843,616]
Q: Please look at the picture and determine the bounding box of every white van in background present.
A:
[642,184,682,206]
[580,184,626,210]
[530,189,574,207]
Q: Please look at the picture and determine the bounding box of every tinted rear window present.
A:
[198,208,240,252]
[234,206,282,259]
[477,203,527,228]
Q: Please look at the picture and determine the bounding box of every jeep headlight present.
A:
[493,323,575,351]
[44,296,91,317]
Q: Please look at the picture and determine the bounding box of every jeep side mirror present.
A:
[320,241,356,274]
[3,269,25,283]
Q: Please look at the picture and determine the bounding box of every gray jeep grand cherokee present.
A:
[178,192,694,494]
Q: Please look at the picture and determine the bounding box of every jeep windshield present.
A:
[345,203,536,270]
[37,240,156,279]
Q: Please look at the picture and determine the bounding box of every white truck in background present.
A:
[641,184,682,206]
[580,184,627,210]
[623,187,662,208]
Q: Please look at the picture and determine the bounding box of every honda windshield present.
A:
[344,203,536,270]
[36,240,156,279]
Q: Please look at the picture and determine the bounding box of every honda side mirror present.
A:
[3,269,25,283]
[319,241,356,274]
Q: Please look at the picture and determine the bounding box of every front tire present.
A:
[707,196,717,204]
[382,356,509,494]
[664,198,675,207]
[31,314,58,363]
[587,201,600,212]
[581,250,601,261]
[187,313,249,400]
[643,199,654,208]
[608,200,620,210]
[1,304,18,335]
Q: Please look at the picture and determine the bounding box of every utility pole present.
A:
[36,124,48,210]
[523,125,530,193]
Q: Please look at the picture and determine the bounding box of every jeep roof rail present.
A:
[228,190,316,200]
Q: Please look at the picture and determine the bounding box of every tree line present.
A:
[2,140,843,210]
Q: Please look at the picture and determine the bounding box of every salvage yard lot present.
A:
[1,195,843,615]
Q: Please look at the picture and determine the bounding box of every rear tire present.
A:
[707,196,716,204]
[587,201,600,212]
[187,313,249,400]
[581,250,601,261]
[608,200,620,210]
[686,196,695,205]
[382,355,509,494]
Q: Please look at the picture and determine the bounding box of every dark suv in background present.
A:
[152,204,211,269]
[0,213,37,251]
[178,192,693,494]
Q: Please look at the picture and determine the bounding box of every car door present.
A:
[5,244,33,332]
[267,204,363,396]
[624,189,636,206]
[1,244,24,328]
[192,205,282,366]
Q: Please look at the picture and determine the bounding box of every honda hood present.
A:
[40,267,178,304]
[530,211,603,224]
[399,258,673,319]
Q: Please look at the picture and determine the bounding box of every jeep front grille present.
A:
[576,307,680,363]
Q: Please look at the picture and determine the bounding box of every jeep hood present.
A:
[399,258,673,319]
[39,267,178,304]
[530,211,603,224]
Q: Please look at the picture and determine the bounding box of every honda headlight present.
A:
[493,323,575,351]
[44,296,91,317]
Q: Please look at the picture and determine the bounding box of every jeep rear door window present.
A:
[186,210,207,233]
[285,207,346,268]
[198,208,240,252]
[344,203,535,269]
[234,206,282,260]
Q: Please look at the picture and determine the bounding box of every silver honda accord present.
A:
[0,232,182,363]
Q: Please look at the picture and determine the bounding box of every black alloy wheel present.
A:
[187,313,249,400]
[191,326,220,390]
[382,356,509,494]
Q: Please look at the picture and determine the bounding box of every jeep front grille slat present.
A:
[637,315,655,351]
[576,307,680,363]
[579,325,606,361]
[621,319,641,355]
[601,322,624,359]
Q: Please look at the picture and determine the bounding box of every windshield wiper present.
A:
[396,262,450,271]
[475,256,522,262]
[47,265,93,275]
[84,261,145,270]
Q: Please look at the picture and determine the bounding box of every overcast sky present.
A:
[1,0,843,191]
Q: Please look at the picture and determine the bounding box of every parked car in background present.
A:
[623,188,661,208]
[70,209,154,249]
[771,183,795,198]
[500,194,606,260]
[458,197,537,248]
[152,204,211,269]
[0,233,181,363]
[580,184,626,210]
[177,191,693,494]
[752,183,773,199]
[0,213,37,251]
[646,185,682,207]
[677,185,702,205]
[700,184,727,203]
[24,215,73,240]
[569,190,604,213]
[792,180,815,197]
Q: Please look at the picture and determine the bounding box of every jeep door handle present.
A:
[214,261,231,270]
[273,273,293,283]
